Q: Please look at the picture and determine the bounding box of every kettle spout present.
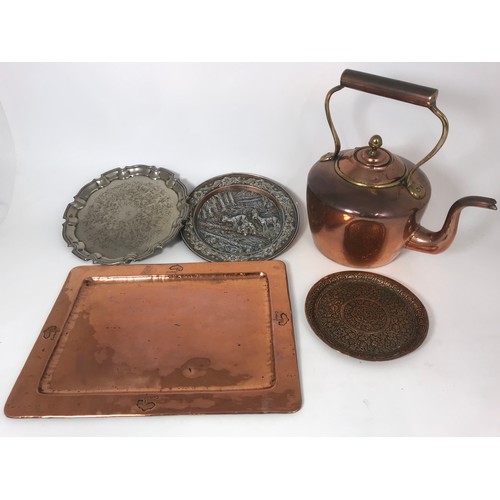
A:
[406,196,497,254]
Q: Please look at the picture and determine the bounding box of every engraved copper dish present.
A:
[181,173,299,261]
[63,165,189,265]
[4,261,301,418]
[305,271,428,361]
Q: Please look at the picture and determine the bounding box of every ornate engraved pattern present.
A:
[181,174,299,261]
[341,298,389,334]
[305,271,428,361]
[63,165,188,265]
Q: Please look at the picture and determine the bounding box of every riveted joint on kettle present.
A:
[307,69,497,268]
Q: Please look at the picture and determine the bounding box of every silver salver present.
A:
[63,165,188,265]
[181,173,299,261]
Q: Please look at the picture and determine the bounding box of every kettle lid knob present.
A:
[368,134,383,155]
[354,134,392,168]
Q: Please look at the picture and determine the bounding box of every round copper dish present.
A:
[181,173,299,262]
[305,271,428,361]
[63,165,188,265]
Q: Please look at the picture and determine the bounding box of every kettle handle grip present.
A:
[325,69,449,199]
[340,69,439,108]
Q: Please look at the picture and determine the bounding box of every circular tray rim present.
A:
[305,271,429,361]
[181,172,299,262]
[62,165,188,265]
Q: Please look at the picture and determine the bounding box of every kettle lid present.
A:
[336,135,407,188]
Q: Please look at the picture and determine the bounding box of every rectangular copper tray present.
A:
[5,261,301,418]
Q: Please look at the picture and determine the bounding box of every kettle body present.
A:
[307,152,430,267]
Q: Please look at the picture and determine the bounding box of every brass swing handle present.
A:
[325,69,449,198]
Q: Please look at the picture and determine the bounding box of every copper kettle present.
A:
[307,69,497,268]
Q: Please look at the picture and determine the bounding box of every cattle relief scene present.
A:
[196,189,282,256]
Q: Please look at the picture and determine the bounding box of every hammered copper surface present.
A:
[5,261,301,418]
[305,271,428,361]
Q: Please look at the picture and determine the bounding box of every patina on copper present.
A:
[181,173,299,262]
[305,271,429,361]
[4,261,301,418]
[307,69,496,268]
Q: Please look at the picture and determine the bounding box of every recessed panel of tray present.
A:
[5,261,301,417]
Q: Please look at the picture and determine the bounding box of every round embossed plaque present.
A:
[305,271,428,361]
[63,165,188,265]
[181,173,299,261]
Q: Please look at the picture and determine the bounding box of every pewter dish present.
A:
[63,165,188,265]
[181,173,299,261]
[305,271,429,361]
[4,261,301,418]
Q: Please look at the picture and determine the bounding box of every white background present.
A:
[0,62,499,439]
[1,0,500,496]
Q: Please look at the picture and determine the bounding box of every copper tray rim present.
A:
[5,260,302,418]
[62,165,189,265]
[180,172,300,262]
[305,271,429,361]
